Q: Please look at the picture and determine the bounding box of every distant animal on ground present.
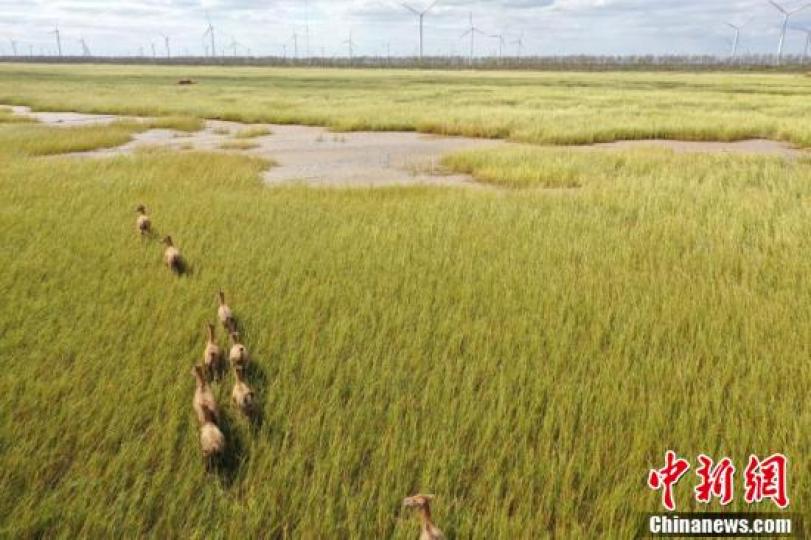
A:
[162,235,183,273]
[203,323,223,379]
[231,366,255,417]
[192,364,220,426]
[135,205,151,235]
[228,332,250,371]
[403,494,445,540]
[177,79,196,85]
[218,290,235,331]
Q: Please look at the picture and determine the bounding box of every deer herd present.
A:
[135,204,445,539]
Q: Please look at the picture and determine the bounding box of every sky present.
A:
[1,0,811,58]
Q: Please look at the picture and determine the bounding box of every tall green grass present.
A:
[0,120,809,537]
[1,64,811,146]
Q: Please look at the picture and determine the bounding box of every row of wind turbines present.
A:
[727,0,811,62]
[4,0,811,63]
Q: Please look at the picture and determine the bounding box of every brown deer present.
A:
[135,205,151,235]
[403,494,445,540]
[203,323,224,379]
[162,236,183,273]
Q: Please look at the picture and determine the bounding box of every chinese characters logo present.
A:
[648,452,789,511]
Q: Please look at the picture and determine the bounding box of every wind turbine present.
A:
[725,20,749,58]
[490,32,505,61]
[768,0,811,61]
[343,31,356,62]
[159,33,171,58]
[50,27,62,57]
[79,37,91,57]
[203,12,216,57]
[512,32,525,58]
[228,37,243,57]
[291,31,299,59]
[460,12,486,66]
[402,0,439,62]
[9,38,17,56]
[791,26,811,61]
[150,42,157,58]
[305,0,311,59]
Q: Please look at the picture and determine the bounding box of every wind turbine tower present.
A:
[343,31,356,62]
[460,12,486,66]
[203,13,216,57]
[9,39,18,56]
[725,20,749,58]
[402,1,440,62]
[305,0,311,59]
[160,33,171,58]
[79,37,91,57]
[51,27,62,57]
[490,32,505,61]
[292,31,299,59]
[512,32,525,58]
[806,28,811,61]
[793,26,811,62]
[768,0,811,62]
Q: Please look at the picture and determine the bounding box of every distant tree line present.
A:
[1,54,809,72]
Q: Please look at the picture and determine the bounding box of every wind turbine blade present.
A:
[769,0,788,14]
[402,3,419,15]
[789,3,811,14]
[422,0,440,14]
[460,29,472,38]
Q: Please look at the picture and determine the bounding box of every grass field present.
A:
[2,63,811,146]
[0,65,810,538]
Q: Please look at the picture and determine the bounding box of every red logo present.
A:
[743,454,789,509]
[648,452,788,511]
[694,454,735,506]
[648,451,691,511]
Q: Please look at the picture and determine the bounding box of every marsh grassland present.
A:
[0,65,809,538]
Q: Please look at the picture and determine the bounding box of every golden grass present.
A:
[1,69,811,538]
[0,121,146,156]
[234,126,272,139]
[219,140,259,151]
[1,64,810,146]
[147,116,204,132]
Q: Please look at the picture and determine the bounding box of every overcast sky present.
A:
[1,0,810,58]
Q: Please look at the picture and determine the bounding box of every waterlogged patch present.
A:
[1,105,806,189]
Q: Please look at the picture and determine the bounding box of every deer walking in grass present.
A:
[191,365,224,468]
[162,236,183,273]
[135,204,151,236]
[403,494,445,540]
[203,323,224,380]
[218,290,235,331]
